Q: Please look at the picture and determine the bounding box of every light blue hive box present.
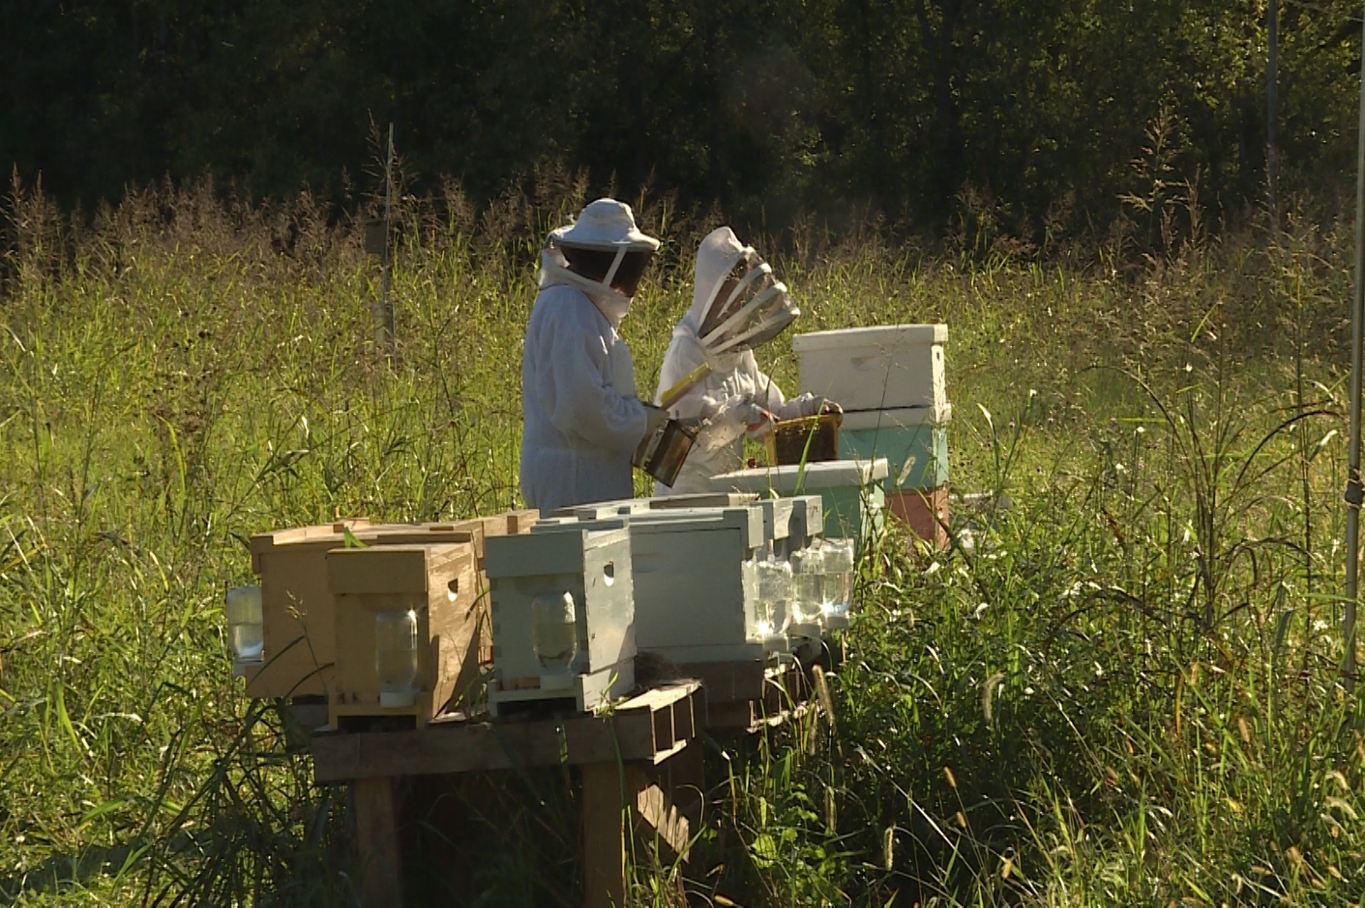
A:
[838,404,951,491]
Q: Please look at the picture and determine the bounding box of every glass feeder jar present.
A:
[741,558,764,635]
[821,538,856,628]
[225,585,263,664]
[532,591,579,675]
[790,544,826,626]
[374,609,419,708]
[754,557,793,639]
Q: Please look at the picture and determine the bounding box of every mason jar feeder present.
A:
[374,608,419,708]
[790,544,827,628]
[225,585,264,665]
[821,538,856,630]
[754,557,794,641]
[532,591,580,688]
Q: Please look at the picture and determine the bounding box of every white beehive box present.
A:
[793,324,947,411]
[535,505,771,664]
[484,527,635,715]
[709,459,888,553]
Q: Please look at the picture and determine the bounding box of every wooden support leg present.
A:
[582,761,632,908]
[582,747,703,908]
[353,777,403,908]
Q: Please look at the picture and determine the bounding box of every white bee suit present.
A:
[520,278,649,512]
[654,227,822,496]
[520,199,659,513]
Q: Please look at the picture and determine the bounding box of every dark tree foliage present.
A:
[2,0,1361,236]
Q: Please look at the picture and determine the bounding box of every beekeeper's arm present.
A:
[654,337,763,450]
[539,303,649,452]
[745,353,831,421]
[656,337,712,421]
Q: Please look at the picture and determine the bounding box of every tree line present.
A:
[3,0,1360,241]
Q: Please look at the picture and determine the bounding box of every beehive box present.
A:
[485,527,636,716]
[793,324,947,412]
[708,459,888,554]
[888,486,951,549]
[244,511,536,698]
[839,405,951,490]
[536,504,772,664]
[327,543,481,730]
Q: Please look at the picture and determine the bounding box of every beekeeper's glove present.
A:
[641,403,669,441]
[742,402,776,439]
[697,393,763,451]
[783,393,841,419]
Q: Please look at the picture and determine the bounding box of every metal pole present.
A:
[380,123,396,354]
[1343,3,1365,688]
[1267,0,1279,230]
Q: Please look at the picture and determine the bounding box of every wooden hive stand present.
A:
[310,681,706,908]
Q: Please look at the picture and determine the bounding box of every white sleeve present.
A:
[745,355,824,420]
[740,353,800,418]
[535,298,647,453]
[655,335,712,420]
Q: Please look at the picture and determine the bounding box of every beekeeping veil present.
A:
[539,198,661,327]
[681,227,799,359]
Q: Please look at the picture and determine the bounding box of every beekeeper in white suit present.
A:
[520,198,668,512]
[654,226,837,496]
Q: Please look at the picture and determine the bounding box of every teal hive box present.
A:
[707,459,889,553]
[839,405,951,490]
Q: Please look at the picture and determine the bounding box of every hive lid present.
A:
[534,506,766,549]
[709,458,889,493]
[250,520,479,556]
[792,324,947,351]
[546,493,758,519]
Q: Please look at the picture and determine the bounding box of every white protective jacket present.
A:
[653,228,820,495]
[520,265,648,512]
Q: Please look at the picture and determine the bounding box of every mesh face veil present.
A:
[697,246,799,354]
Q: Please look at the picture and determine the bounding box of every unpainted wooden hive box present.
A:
[243,511,536,699]
[327,543,479,730]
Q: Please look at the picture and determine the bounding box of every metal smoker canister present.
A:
[633,418,697,487]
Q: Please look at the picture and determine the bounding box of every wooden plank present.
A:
[705,700,757,732]
[581,753,695,908]
[661,739,705,826]
[563,710,657,762]
[671,660,766,703]
[581,761,629,908]
[352,777,402,908]
[312,683,700,783]
[634,777,690,859]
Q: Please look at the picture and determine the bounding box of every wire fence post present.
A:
[1343,4,1365,689]
[379,123,396,356]
[364,123,397,362]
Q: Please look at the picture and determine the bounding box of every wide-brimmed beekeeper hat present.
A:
[550,198,661,252]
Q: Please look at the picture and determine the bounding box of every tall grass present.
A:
[1,170,1360,905]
